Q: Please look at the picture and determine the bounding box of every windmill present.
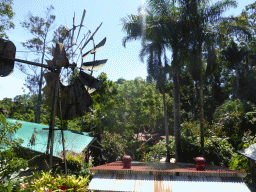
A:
[0,9,107,171]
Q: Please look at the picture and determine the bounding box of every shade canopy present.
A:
[1,119,96,158]
[237,143,256,161]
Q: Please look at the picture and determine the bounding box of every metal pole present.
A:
[61,128,67,174]
[0,57,77,70]
[0,57,50,69]
[59,90,67,174]
[48,70,61,169]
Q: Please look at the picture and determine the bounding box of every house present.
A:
[133,133,162,145]
[88,159,251,191]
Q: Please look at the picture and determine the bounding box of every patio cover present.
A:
[0,118,96,158]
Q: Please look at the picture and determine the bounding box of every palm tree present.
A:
[122,9,172,161]
[221,39,249,98]
[122,0,190,162]
[179,0,237,155]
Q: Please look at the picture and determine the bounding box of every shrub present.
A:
[145,133,234,167]
[229,153,249,173]
[229,141,256,173]
[20,170,89,192]
[0,114,28,190]
[181,120,213,137]
[100,130,126,163]
[65,151,84,172]
[204,137,234,167]
[211,99,256,149]
[179,134,201,163]
[144,137,175,162]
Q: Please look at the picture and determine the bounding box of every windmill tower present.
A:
[0,9,107,171]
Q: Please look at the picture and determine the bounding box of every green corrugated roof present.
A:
[1,119,95,158]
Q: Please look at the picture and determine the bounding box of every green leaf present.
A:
[7,181,12,192]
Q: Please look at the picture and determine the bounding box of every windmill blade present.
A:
[82,37,106,58]
[81,22,103,50]
[76,9,86,44]
[42,72,60,106]
[43,78,93,120]
[59,84,78,120]
[78,71,101,94]
[71,13,75,46]
[73,79,93,113]
[59,80,93,120]
[52,43,69,68]
[0,39,16,77]
[81,59,107,71]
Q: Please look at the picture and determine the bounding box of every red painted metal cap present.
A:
[194,157,206,162]
[122,155,132,169]
[194,157,206,171]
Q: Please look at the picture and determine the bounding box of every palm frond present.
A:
[205,0,237,23]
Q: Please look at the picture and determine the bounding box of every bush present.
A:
[65,151,85,172]
[179,134,201,163]
[211,99,256,150]
[229,142,256,173]
[144,138,175,162]
[100,130,126,163]
[144,133,234,167]
[181,120,213,137]
[0,114,28,190]
[20,170,89,192]
[204,137,234,167]
[229,153,249,173]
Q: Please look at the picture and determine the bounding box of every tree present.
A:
[145,0,192,162]
[19,5,56,123]
[221,39,249,98]
[179,0,237,156]
[0,0,14,39]
[121,3,172,162]
[122,0,199,162]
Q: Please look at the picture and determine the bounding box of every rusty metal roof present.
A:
[89,161,250,191]
[88,173,251,192]
[90,161,247,178]
[237,143,256,161]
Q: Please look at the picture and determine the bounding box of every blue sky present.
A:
[0,0,255,100]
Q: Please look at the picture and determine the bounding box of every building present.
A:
[88,160,251,191]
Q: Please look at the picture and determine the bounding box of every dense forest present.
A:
[1,0,256,191]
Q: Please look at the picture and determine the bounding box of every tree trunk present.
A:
[235,68,239,98]
[199,55,204,157]
[163,86,170,163]
[173,72,181,162]
[35,38,46,123]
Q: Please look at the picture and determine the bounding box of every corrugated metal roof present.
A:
[0,119,95,157]
[88,173,251,192]
[237,143,256,161]
[90,161,247,178]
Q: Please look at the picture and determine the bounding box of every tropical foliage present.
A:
[3,0,256,191]
[20,170,89,192]
[0,115,28,191]
[0,0,14,39]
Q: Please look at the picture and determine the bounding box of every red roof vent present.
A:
[194,157,206,171]
[122,155,132,169]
